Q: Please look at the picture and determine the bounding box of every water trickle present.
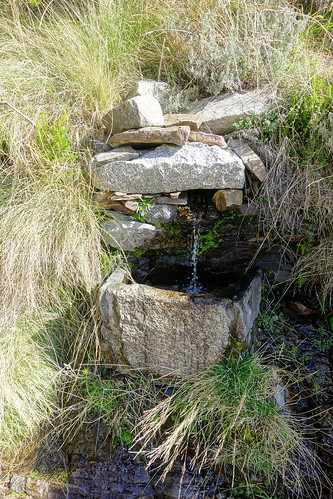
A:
[186,219,202,294]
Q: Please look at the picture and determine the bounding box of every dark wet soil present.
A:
[257,292,333,498]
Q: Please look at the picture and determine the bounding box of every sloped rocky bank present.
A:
[3,81,333,499]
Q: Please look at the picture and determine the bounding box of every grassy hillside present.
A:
[0,0,332,486]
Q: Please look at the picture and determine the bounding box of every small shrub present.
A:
[35,111,77,163]
[133,197,156,223]
[200,220,223,252]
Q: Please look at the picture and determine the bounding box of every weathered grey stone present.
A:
[100,269,261,375]
[212,189,243,211]
[105,211,135,222]
[188,131,227,148]
[102,283,234,375]
[102,219,163,251]
[164,113,204,130]
[108,125,190,148]
[100,267,129,323]
[233,272,262,347]
[10,475,26,494]
[103,95,164,134]
[93,147,140,165]
[189,87,277,134]
[228,138,267,182]
[102,217,187,250]
[90,142,245,194]
[143,204,178,224]
[126,80,172,112]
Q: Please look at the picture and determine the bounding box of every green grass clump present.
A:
[58,368,160,448]
[135,354,319,493]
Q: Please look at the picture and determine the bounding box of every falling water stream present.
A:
[186,218,203,294]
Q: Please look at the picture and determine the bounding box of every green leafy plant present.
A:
[130,248,148,258]
[28,467,68,484]
[311,324,333,352]
[200,220,223,252]
[230,481,277,498]
[133,197,156,223]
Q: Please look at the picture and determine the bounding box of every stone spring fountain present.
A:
[91,82,277,376]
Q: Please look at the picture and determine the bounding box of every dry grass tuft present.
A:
[135,354,322,494]
[0,313,59,456]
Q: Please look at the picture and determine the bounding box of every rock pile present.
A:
[90,80,273,251]
[87,81,277,375]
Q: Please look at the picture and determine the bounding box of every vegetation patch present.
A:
[58,368,161,448]
[135,354,320,494]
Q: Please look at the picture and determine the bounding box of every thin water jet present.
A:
[186,218,203,295]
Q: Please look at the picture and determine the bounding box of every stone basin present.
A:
[99,267,261,376]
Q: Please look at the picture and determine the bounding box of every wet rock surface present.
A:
[258,293,333,497]
[67,453,153,499]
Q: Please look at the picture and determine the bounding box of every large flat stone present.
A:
[100,269,261,375]
[189,87,276,134]
[108,126,190,148]
[103,95,164,134]
[90,142,245,194]
[93,147,140,165]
